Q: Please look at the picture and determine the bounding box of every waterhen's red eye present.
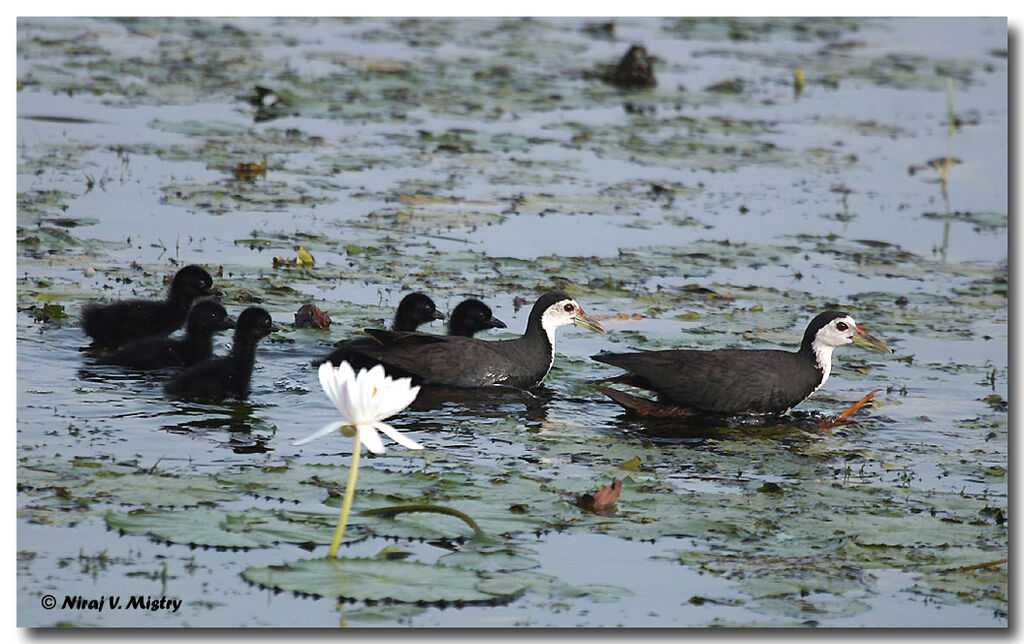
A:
[836,321,848,331]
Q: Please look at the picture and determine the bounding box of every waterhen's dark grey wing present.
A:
[354,330,528,388]
[593,349,822,414]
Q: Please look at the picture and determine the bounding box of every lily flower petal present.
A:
[375,382,420,420]
[292,421,348,446]
[356,423,387,454]
[374,421,425,450]
[339,371,360,419]
[362,364,387,412]
[318,361,351,416]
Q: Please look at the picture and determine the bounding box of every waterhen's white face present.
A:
[809,313,892,394]
[539,298,606,340]
[812,315,891,353]
[812,315,860,350]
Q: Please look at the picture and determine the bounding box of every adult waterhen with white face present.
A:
[347,293,605,389]
[593,310,892,417]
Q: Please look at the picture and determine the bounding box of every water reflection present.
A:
[402,384,553,432]
[601,407,829,442]
[76,363,171,394]
[161,401,276,454]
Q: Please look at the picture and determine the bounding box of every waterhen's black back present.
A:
[164,307,277,399]
[81,265,216,346]
[98,301,235,369]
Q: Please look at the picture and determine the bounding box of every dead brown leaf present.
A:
[294,303,331,329]
[573,478,622,514]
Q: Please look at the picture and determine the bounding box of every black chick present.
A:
[312,292,444,368]
[97,301,235,369]
[388,292,445,332]
[82,265,217,346]
[164,307,278,400]
[446,299,506,337]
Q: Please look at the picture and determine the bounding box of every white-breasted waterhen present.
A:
[593,310,892,417]
[312,295,506,369]
[349,292,605,389]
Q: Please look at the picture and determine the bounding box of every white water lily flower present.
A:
[293,361,423,454]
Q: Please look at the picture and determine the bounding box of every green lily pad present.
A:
[105,507,354,548]
[18,458,237,508]
[21,301,69,322]
[217,461,461,504]
[921,210,1007,229]
[474,569,632,603]
[749,596,872,621]
[160,180,335,215]
[75,472,238,507]
[836,513,999,548]
[438,549,541,572]
[242,557,526,604]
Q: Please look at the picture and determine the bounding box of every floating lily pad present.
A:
[105,507,353,548]
[161,180,334,215]
[474,569,632,603]
[74,472,238,507]
[341,603,428,622]
[216,461,461,505]
[18,458,236,508]
[242,557,526,604]
[922,210,1007,229]
[438,549,541,572]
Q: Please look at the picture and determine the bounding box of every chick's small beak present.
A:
[851,325,892,353]
[487,316,507,329]
[573,308,606,334]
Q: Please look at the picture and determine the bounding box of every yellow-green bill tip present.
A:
[852,326,893,353]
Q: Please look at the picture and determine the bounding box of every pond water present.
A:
[16,17,1007,628]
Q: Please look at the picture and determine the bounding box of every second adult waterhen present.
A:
[592,310,892,416]
[313,296,503,368]
[346,292,605,389]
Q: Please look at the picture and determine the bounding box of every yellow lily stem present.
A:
[328,435,362,558]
